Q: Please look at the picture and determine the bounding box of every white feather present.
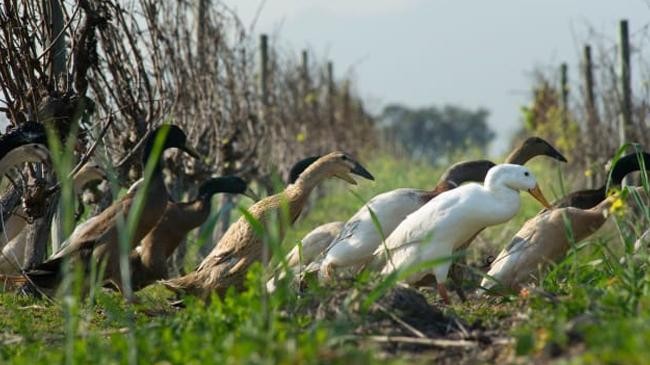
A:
[319,188,429,279]
[266,221,344,292]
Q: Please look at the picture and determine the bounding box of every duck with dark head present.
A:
[162,151,374,300]
[504,136,568,165]
[550,151,650,209]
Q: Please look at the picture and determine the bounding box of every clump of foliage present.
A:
[379,104,495,163]
[520,75,580,160]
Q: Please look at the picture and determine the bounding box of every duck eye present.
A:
[341,155,349,161]
[524,171,529,177]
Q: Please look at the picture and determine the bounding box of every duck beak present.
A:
[528,184,552,209]
[546,145,568,163]
[244,187,260,201]
[350,161,374,181]
[334,172,357,185]
[335,173,358,185]
[181,145,201,159]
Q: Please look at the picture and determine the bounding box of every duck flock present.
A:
[0,122,648,306]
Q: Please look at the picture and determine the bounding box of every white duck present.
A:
[371,164,551,303]
[315,159,496,280]
[266,221,344,291]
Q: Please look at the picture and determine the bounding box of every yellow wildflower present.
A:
[609,196,625,216]
[535,328,550,353]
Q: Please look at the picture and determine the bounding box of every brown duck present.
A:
[8,125,199,296]
[481,187,648,293]
[162,152,374,299]
[129,176,252,291]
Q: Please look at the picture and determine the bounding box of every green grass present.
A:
[2,152,650,364]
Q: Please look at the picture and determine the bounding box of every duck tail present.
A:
[160,272,201,295]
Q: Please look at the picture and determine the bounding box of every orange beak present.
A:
[528,184,552,209]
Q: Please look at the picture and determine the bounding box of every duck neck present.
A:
[590,185,608,205]
[424,180,457,202]
[504,145,535,165]
[178,199,211,232]
[142,138,165,178]
[586,154,643,202]
[484,176,521,210]
[291,164,333,198]
[434,179,458,191]
[72,173,101,195]
[284,173,326,222]
[0,149,36,175]
[609,152,650,186]
[570,198,613,240]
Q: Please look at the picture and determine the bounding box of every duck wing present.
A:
[49,194,134,261]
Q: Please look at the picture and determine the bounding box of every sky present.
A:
[223,0,650,155]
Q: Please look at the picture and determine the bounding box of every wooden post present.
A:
[260,34,269,110]
[342,80,351,123]
[583,45,598,188]
[327,61,335,126]
[301,50,309,92]
[583,46,597,119]
[619,19,632,146]
[560,63,569,129]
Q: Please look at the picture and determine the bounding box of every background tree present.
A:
[380,104,495,163]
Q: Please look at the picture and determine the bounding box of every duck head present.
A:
[437,159,496,187]
[198,176,257,200]
[142,124,200,165]
[288,156,321,184]
[0,122,50,170]
[488,164,551,209]
[295,152,374,185]
[73,161,107,191]
[609,151,650,186]
[506,137,568,165]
